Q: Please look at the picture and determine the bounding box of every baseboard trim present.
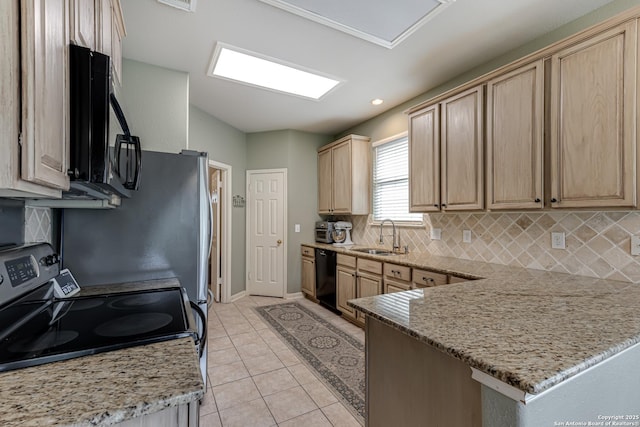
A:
[285,292,303,299]
[230,291,246,302]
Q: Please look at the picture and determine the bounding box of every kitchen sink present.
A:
[352,248,393,256]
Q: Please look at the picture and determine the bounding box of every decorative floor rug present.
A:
[255,302,365,422]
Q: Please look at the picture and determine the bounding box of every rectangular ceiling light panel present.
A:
[207,44,342,100]
[258,0,455,48]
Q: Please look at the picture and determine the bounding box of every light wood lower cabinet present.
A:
[383,263,412,294]
[336,265,356,319]
[550,21,637,208]
[448,275,469,284]
[412,268,448,288]
[336,254,357,319]
[300,246,315,298]
[356,272,382,325]
[355,258,382,325]
[366,317,481,427]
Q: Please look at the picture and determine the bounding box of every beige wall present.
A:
[189,105,248,297]
[247,130,332,294]
[114,59,189,153]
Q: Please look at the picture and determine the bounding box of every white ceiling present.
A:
[121,0,615,135]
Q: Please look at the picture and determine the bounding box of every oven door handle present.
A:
[189,301,207,358]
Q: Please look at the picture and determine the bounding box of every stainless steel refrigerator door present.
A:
[62,151,206,303]
[196,153,212,305]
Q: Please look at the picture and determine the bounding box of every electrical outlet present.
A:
[632,236,640,256]
[462,229,472,243]
[294,224,300,233]
[430,228,442,240]
[551,232,566,249]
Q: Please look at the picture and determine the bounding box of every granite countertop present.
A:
[305,243,640,395]
[0,279,204,427]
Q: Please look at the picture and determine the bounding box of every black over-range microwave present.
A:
[67,44,141,200]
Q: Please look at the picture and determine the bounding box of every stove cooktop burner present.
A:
[94,312,173,337]
[8,330,79,353]
[108,293,164,309]
[0,287,195,372]
[69,299,104,311]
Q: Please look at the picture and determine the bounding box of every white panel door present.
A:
[248,170,286,297]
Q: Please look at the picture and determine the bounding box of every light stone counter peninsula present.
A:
[306,243,640,427]
[0,279,204,427]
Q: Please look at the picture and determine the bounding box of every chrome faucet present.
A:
[379,219,399,252]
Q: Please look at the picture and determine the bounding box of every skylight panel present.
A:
[207,44,342,100]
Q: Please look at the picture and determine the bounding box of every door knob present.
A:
[277,239,283,246]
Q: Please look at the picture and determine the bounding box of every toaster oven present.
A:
[315,221,335,243]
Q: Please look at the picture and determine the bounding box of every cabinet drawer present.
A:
[384,279,411,294]
[357,258,382,275]
[448,275,468,284]
[412,269,447,287]
[337,253,356,268]
[384,263,411,282]
[301,245,315,258]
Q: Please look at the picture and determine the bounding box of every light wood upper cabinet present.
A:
[317,135,371,215]
[409,86,483,212]
[549,21,637,208]
[409,104,440,212]
[110,0,126,87]
[486,60,544,210]
[441,86,484,211]
[317,149,332,213]
[69,0,96,49]
[21,0,70,191]
[1,0,126,197]
[331,141,352,213]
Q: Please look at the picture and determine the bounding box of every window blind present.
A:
[373,136,422,222]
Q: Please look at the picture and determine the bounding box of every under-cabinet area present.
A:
[302,243,479,326]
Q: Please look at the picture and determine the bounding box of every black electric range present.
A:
[0,244,201,372]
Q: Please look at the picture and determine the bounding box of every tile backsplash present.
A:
[24,206,52,244]
[351,211,640,283]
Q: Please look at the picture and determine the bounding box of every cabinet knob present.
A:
[534,198,541,203]
[433,204,439,208]
[441,203,447,208]
[550,198,558,203]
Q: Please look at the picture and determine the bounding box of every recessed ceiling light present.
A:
[207,43,342,100]
[371,99,384,106]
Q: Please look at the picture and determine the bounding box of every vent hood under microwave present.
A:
[66,44,141,202]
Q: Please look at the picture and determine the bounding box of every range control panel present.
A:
[0,244,60,306]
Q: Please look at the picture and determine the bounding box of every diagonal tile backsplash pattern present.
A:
[24,207,52,244]
[350,211,640,283]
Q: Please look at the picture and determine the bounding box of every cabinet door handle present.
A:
[534,198,541,203]
[550,198,558,203]
[433,204,439,208]
[441,203,447,208]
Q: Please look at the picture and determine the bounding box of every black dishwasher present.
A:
[315,248,338,312]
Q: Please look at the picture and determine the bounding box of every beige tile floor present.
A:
[200,295,365,427]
